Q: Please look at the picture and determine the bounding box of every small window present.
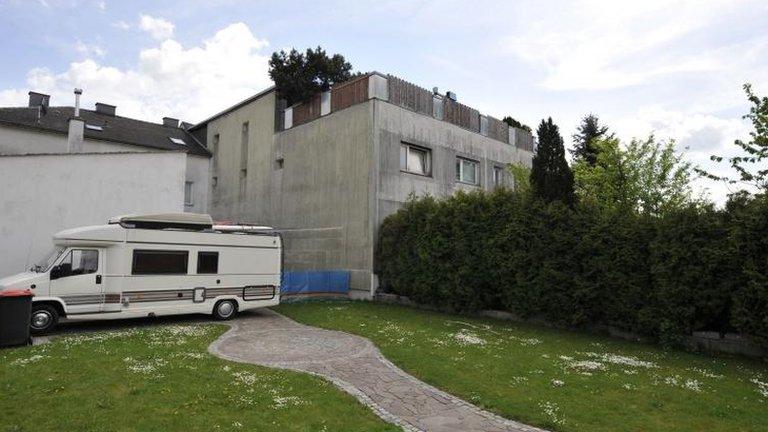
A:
[197,251,219,274]
[169,137,186,146]
[85,124,103,131]
[184,181,194,206]
[132,250,188,275]
[456,157,479,185]
[400,143,431,176]
[493,166,504,187]
[55,249,98,277]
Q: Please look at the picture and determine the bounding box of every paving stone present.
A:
[209,309,548,432]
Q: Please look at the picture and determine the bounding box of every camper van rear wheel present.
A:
[213,300,237,320]
[30,304,59,334]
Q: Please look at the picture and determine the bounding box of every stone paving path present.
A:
[209,309,546,432]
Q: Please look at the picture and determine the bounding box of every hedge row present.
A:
[376,189,768,348]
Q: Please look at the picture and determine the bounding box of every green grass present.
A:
[0,323,399,432]
[276,301,768,432]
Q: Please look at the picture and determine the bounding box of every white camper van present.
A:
[0,214,282,333]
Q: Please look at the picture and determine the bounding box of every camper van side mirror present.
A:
[50,266,61,280]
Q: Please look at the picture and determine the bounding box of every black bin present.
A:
[0,289,34,348]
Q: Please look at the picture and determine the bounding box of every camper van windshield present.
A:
[32,246,65,272]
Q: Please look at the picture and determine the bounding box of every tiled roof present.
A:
[0,106,210,157]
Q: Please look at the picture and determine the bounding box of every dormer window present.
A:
[169,137,186,146]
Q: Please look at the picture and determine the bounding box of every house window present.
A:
[131,250,188,275]
[197,251,219,274]
[400,143,431,176]
[493,166,504,188]
[184,181,194,206]
[455,157,479,185]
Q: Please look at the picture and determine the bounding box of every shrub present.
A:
[377,190,768,349]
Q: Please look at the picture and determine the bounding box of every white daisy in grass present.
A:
[451,329,487,346]
[551,379,565,387]
[751,378,768,398]
[539,401,565,426]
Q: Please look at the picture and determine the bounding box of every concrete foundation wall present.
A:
[0,152,186,277]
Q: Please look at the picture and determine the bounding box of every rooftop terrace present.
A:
[279,73,535,152]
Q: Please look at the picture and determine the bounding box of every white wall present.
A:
[0,125,137,154]
[0,152,187,277]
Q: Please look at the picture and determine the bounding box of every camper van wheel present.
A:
[213,300,237,320]
[30,304,59,334]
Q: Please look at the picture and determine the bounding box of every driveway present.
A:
[210,309,546,432]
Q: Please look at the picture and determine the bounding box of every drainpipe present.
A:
[67,88,85,153]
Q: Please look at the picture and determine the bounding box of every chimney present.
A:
[67,88,85,153]
[28,91,50,108]
[163,117,179,127]
[95,102,116,116]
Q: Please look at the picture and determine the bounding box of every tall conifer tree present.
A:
[531,117,575,204]
[571,114,610,166]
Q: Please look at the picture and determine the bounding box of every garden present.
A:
[0,322,399,432]
[278,301,768,432]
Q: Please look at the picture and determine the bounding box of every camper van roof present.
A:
[109,213,213,226]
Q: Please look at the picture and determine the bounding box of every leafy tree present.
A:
[696,84,768,191]
[268,46,354,106]
[507,162,532,196]
[502,116,531,132]
[531,117,575,205]
[573,136,696,216]
[571,114,611,166]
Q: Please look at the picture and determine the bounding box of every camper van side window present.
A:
[54,249,98,278]
[131,250,189,275]
[197,251,219,274]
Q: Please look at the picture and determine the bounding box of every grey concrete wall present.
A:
[206,92,376,293]
[0,152,186,277]
[205,90,534,297]
[373,99,533,227]
[185,154,210,214]
[206,91,278,221]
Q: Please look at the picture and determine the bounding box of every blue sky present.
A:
[1,0,766,202]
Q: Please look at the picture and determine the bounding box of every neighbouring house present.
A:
[0,90,211,277]
[191,73,535,298]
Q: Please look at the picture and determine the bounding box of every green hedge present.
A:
[377,189,768,348]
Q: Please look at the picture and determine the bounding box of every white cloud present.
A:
[139,14,174,40]
[0,22,272,124]
[96,0,105,11]
[75,40,105,57]
[503,0,741,91]
[112,20,130,30]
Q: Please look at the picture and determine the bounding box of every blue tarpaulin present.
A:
[281,271,350,295]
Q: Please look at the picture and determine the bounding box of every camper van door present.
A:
[49,248,105,314]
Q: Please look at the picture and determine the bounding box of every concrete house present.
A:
[191,73,534,298]
[0,90,211,277]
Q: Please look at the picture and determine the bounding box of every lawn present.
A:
[0,323,399,432]
[276,301,768,432]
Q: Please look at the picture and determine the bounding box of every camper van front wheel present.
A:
[30,304,59,334]
[213,300,237,320]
